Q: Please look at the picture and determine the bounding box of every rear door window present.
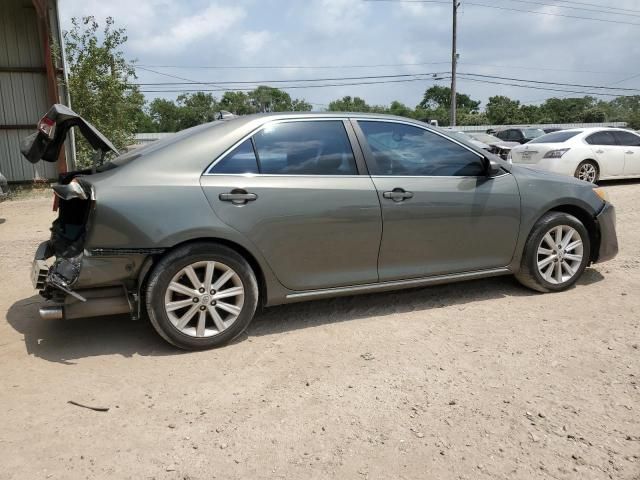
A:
[612,131,640,147]
[252,121,358,175]
[585,131,618,146]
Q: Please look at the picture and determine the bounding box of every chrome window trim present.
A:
[354,117,486,160]
[203,118,360,176]
[203,174,373,178]
[370,172,509,179]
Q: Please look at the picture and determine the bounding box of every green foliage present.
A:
[64,17,144,167]
[139,86,313,132]
[486,96,524,124]
[328,96,377,112]
[175,92,218,129]
[418,85,480,113]
[219,91,253,115]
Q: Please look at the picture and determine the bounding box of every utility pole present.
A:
[450,0,459,127]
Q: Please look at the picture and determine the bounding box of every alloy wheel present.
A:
[163,261,245,337]
[536,225,584,285]
[577,163,597,183]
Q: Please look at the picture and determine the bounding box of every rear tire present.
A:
[515,212,591,293]
[574,160,599,184]
[146,242,259,350]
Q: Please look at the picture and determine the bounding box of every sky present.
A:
[58,0,640,111]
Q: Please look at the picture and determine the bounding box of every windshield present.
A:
[529,130,582,144]
[522,128,545,139]
[469,133,500,143]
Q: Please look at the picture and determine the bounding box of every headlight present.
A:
[543,148,570,159]
[593,187,609,202]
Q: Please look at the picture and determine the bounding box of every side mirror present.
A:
[485,158,502,177]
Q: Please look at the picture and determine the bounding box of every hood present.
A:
[511,163,590,186]
[20,104,118,164]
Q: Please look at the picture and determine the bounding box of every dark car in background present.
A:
[21,105,618,350]
[494,127,546,144]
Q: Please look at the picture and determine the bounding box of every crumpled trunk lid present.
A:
[20,103,118,164]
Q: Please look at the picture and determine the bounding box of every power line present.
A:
[135,65,225,89]
[542,0,640,14]
[132,71,640,93]
[458,1,640,26]
[135,61,451,70]
[134,62,630,77]
[138,76,449,93]
[608,72,640,87]
[458,72,640,92]
[501,0,640,18]
[456,75,636,97]
[364,0,640,26]
[131,72,446,86]
[459,62,629,75]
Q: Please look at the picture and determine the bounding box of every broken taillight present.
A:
[38,116,56,139]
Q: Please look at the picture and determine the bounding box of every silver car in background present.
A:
[22,106,618,350]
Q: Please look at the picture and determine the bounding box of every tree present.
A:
[64,17,145,166]
[219,91,255,115]
[418,86,480,112]
[148,98,182,133]
[175,92,218,129]
[291,98,313,112]
[486,96,524,125]
[539,97,598,123]
[387,101,413,118]
[328,96,374,112]
[249,86,294,112]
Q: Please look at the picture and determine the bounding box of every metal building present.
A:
[0,0,70,182]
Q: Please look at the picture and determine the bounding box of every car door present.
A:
[612,130,640,176]
[352,119,521,281]
[200,119,382,291]
[584,130,625,177]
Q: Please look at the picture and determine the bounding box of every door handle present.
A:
[219,189,257,205]
[626,150,634,154]
[383,188,414,202]
[595,149,604,154]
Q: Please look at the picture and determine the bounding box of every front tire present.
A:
[574,160,599,184]
[515,212,591,293]
[146,242,259,350]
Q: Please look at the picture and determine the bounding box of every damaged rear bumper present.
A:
[32,240,85,301]
[32,241,143,320]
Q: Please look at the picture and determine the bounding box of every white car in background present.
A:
[509,128,640,183]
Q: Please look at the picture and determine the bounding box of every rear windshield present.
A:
[529,131,581,144]
[98,121,221,170]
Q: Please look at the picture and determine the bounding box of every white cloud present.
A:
[241,31,272,56]
[131,4,246,53]
[58,0,639,109]
[304,0,370,34]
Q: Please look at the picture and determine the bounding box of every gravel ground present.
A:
[0,181,638,480]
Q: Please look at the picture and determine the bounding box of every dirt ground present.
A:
[0,182,638,480]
